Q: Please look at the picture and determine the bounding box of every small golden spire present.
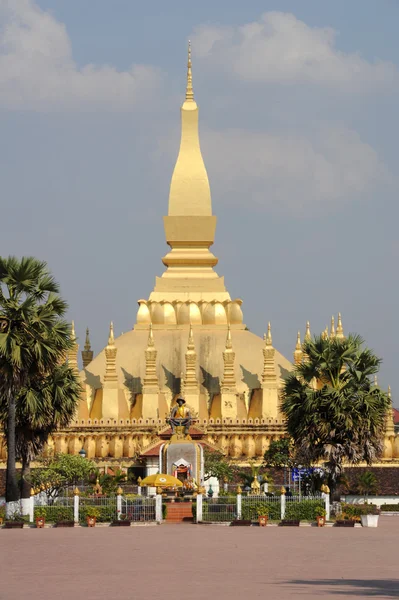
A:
[84,327,91,352]
[294,331,303,364]
[71,320,76,341]
[188,323,194,349]
[266,322,272,346]
[330,316,336,339]
[374,374,378,387]
[321,326,328,340]
[336,312,345,339]
[305,321,311,341]
[108,321,115,346]
[180,371,185,396]
[388,385,392,399]
[186,40,194,101]
[147,323,154,348]
[226,324,232,349]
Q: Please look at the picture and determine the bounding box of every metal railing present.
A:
[202,496,237,522]
[79,496,118,522]
[241,494,281,521]
[121,497,156,522]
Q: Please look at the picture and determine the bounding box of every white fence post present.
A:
[196,494,203,523]
[117,491,122,520]
[29,493,34,523]
[237,494,242,520]
[73,489,80,523]
[281,493,286,520]
[155,494,162,523]
[323,492,330,521]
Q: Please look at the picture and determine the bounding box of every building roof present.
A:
[393,408,399,425]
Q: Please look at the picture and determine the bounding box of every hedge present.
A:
[34,506,74,522]
[284,500,325,521]
[241,500,280,521]
[341,503,378,520]
[380,504,399,511]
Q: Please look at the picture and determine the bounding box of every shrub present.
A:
[79,506,101,520]
[284,500,325,521]
[341,503,379,521]
[241,501,280,521]
[380,504,399,511]
[34,506,74,523]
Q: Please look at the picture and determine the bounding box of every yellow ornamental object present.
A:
[73,487,80,495]
[280,486,286,495]
[116,487,123,495]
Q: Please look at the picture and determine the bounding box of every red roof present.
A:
[393,408,399,425]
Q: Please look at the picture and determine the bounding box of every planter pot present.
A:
[0,517,3,526]
[112,520,131,527]
[258,515,268,527]
[4,521,24,529]
[335,520,355,527]
[280,520,300,527]
[231,520,251,526]
[55,521,75,528]
[35,517,45,529]
[316,516,326,528]
[361,514,379,528]
[86,516,96,528]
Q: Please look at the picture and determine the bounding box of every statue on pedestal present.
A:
[168,397,192,436]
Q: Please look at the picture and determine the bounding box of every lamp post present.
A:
[78,447,86,494]
[298,465,302,499]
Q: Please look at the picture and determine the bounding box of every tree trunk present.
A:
[20,455,31,516]
[6,393,20,517]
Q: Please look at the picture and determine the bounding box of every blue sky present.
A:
[1,0,398,403]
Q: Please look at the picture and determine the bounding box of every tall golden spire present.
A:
[67,320,79,371]
[104,322,117,383]
[265,322,272,346]
[330,316,336,339]
[186,40,194,101]
[305,321,311,341]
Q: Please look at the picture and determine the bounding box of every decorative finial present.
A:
[374,374,378,387]
[388,385,392,399]
[336,312,344,339]
[305,321,311,341]
[185,40,194,101]
[180,371,185,396]
[188,323,194,348]
[295,331,301,350]
[226,324,232,349]
[321,326,329,340]
[266,322,272,346]
[330,316,336,339]
[148,323,154,347]
[71,320,76,341]
[108,321,115,346]
[84,327,91,351]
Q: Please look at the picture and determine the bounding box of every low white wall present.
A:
[341,495,399,507]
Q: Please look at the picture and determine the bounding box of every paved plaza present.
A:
[0,517,398,599]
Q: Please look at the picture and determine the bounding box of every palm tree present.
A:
[357,471,378,501]
[282,334,390,495]
[0,256,73,515]
[9,363,81,511]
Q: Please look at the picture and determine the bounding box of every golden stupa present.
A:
[12,44,396,473]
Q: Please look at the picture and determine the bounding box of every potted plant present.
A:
[360,504,380,528]
[112,511,131,526]
[257,507,269,527]
[85,507,100,527]
[35,507,46,529]
[4,512,25,529]
[316,507,326,527]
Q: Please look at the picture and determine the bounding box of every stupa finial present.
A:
[71,320,76,341]
[266,322,272,346]
[188,323,194,349]
[330,315,336,339]
[186,40,194,101]
[147,323,154,348]
[294,331,303,364]
[388,385,392,398]
[226,324,232,349]
[336,312,345,339]
[374,374,378,387]
[108,322,115,346]
[305,321,311,341]
[84,327,91,352]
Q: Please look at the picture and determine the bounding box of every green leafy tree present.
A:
[31,454,96,502]
[357,471,378,500]
[264,438,294,469]
[0,256,74,513]
[282,333,390,495]
[203,447,234,482]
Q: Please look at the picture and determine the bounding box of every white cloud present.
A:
[0,0,161,110]
[199,126,390,214]
[192,12,397,90]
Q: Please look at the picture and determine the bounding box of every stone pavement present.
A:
[0,517,398,600]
